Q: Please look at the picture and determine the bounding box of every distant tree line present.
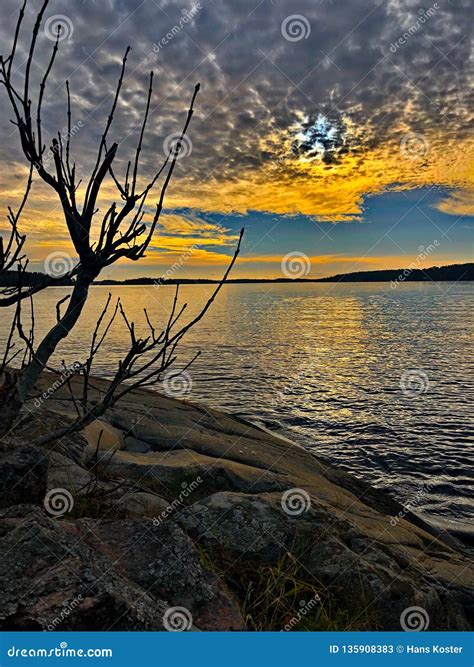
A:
[318,263,473,283]
[0,270,73,287]
[1,262,472,287]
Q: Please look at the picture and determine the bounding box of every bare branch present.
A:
[83,47,131,216]
[37,26,61,160]
[131,71,153,196]
[0,0,237,447]
[30,230,244,446]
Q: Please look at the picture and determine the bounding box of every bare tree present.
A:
[0,173,29,282]
[0,0,243,437]
[0,164,79,308]
[32,230,243,448]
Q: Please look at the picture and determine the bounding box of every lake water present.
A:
[4,281,473,531]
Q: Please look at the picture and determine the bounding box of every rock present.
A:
[106,402,285,455]
[9,407,88,464]
[9,372,474,631]
[0,445,48,509]
[70,517,244,630]
[0,505,169,630]
[83,419,124,457]
[178,491,473,630]
[318,459,466,552]
[107,407,200,450]
[103,449,289,502]
[124,435,151,453]
[106,490,171,518]
[177,491,310,562]
[46,451,94,495]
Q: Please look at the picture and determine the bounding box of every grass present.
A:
[199,545,380,631]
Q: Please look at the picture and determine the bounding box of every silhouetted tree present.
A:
[0,0,242,437]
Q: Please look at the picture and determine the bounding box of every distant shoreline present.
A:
[1,262,472,287]
[82,261,474,285]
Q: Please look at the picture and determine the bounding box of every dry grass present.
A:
[199,546,379,631]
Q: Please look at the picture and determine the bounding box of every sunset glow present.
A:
[0,0,472,278]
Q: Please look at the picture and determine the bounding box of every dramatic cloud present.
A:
[0,0,472,276]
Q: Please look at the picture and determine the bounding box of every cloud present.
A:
[155,212,240,243]
[0,0,472,269]
[436,189,474,216]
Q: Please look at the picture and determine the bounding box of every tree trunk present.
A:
[16,271,94,404]
[0,371,23,438]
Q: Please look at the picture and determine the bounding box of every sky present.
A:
[0,0,473,280]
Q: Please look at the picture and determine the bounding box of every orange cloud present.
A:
[436,189,474,217]
[162,123,474,221]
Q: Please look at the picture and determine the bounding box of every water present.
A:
[4,281,473,530]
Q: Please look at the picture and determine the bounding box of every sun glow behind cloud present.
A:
[0,0,472,278]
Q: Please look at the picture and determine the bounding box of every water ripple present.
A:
[5,281,473,528]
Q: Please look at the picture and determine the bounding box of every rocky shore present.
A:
[0,373,472,631]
